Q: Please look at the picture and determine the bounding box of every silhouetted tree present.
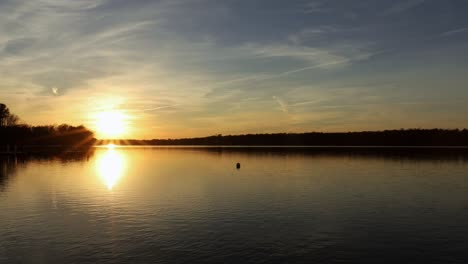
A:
[6,114,19,126]
[0,103,10,127]
[0,103,96,149]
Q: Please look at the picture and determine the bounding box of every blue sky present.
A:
[1,0,468,138]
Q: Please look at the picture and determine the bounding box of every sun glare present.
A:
[95,110,128,138]
[106,143,116,149]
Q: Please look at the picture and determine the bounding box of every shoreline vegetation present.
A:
[99,129,468,147]
[0,103,95,153]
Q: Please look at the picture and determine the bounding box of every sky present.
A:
[1,0,468,139]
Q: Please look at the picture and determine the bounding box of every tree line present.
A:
[0,103,95,149]
[99,129,468,146]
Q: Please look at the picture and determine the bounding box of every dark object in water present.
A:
[236,162,241,169]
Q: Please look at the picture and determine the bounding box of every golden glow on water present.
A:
[96,148,126,190]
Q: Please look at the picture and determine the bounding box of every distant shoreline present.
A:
[95,145,468,148]
[97,129,468,147]
[4,129,468,150]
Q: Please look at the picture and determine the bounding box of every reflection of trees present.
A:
[0,150,95,192]
[0,156,18,192]
[190,146,468,162]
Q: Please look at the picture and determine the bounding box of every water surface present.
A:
[1,147,468,263]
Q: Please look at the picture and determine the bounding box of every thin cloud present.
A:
[279,59,349,76]
[302,1,329,14]
[384,0,425,15]
[141,105,179,112]
[249,44,346,67]
[441,27,468,37]
[272,96,289,114]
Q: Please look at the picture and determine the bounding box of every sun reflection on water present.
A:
[96,147,126,190]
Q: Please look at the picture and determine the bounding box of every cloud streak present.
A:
[441,27,468,37]
[384,0,426,15]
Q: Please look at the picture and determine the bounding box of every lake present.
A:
[1,146,468,263]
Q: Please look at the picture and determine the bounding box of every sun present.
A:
[94,110,128,138]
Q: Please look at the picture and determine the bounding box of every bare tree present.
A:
[0,103,10,127]
[6,114,19,126]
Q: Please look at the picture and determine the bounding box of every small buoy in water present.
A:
[236,163,241,169]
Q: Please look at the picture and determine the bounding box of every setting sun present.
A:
[94,110,129,138]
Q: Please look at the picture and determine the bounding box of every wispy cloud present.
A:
[302,1,329,14]
[441,27,468,37]
[249,44,345,66]
[279,59,350,75]
[272,96,289,113]
[384,0,426,15]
